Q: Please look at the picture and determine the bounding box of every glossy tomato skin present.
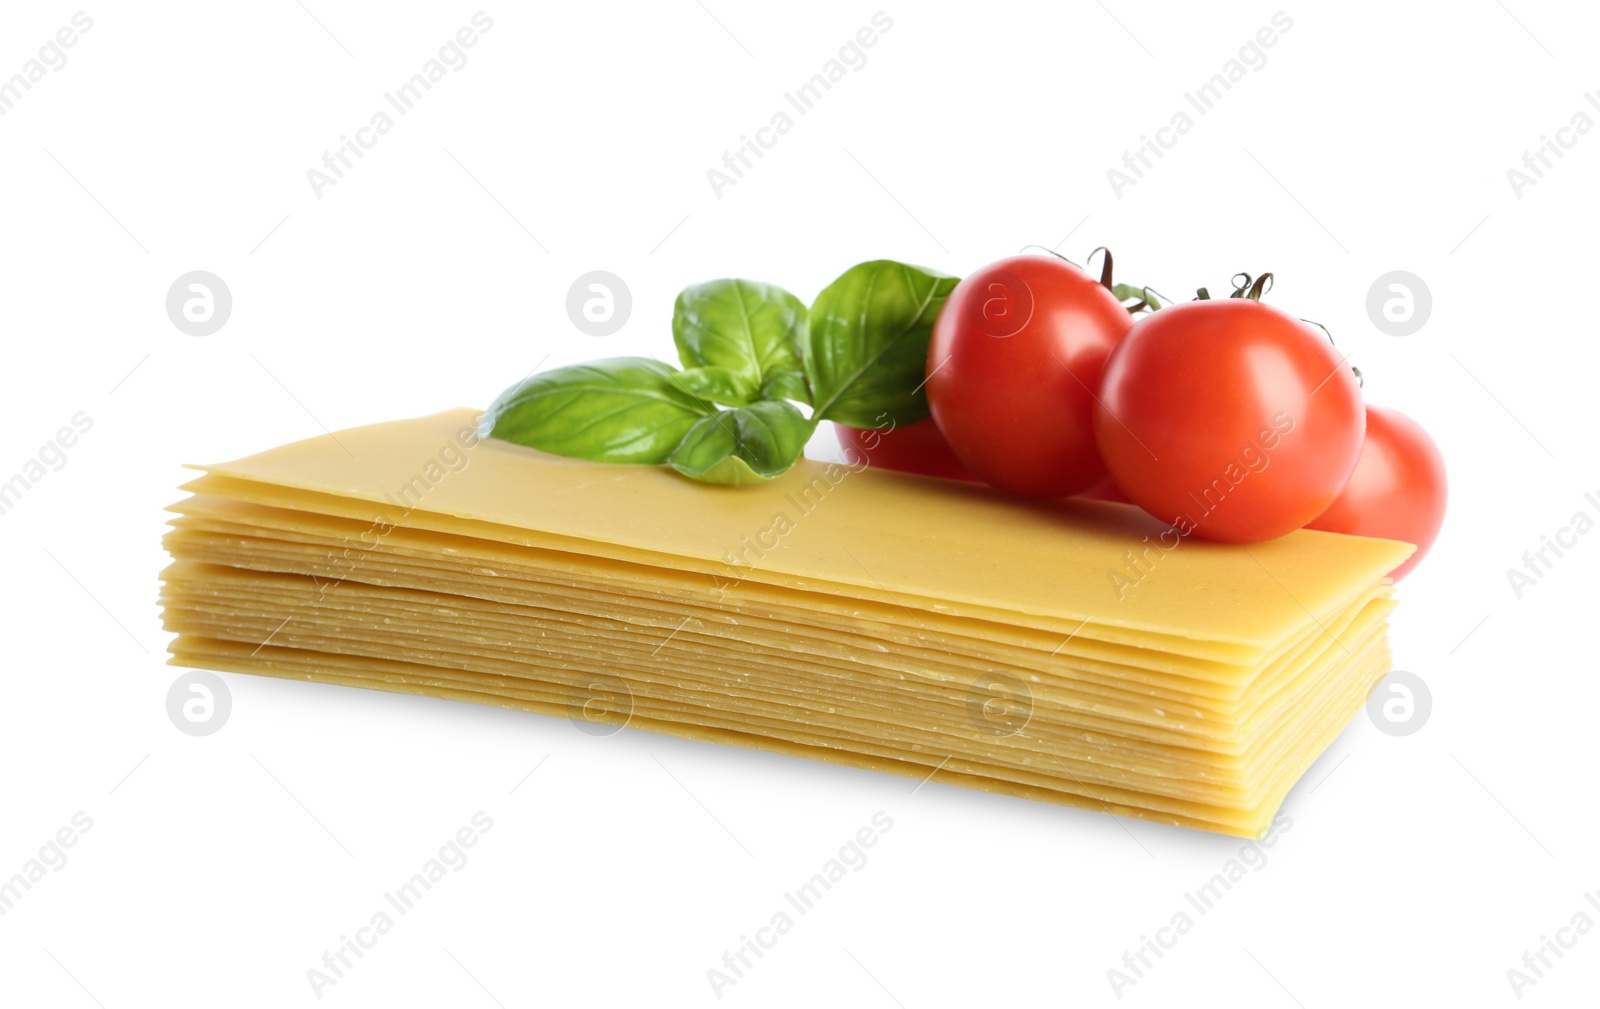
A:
[926,255,1133,497]
[834,418,979,482]
[1306,405,1446,580]
[1093,299,1365,543]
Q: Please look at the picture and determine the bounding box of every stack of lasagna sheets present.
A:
[160,410,1411,837]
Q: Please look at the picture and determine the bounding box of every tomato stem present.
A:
[1112,283,1165,313]
[1141,286,1171,310]
[1201,272,1274,300]
[1019,244,1074,264]
[1024,243,1159,314]
[1090,247,1165,315]
[1087,247,1118,290]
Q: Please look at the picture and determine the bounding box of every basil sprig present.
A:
[482,358,711,464]
[482,261,958,485]
[667,400,814,486]
[806,261,958,428]
[671,279,810,406]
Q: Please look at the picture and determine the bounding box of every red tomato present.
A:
[925,255,1133,497]
[1306,405,1446,580]
[1093,299,1365,543]
[834,418,979,482]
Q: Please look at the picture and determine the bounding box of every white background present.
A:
[1,1,1596,1005]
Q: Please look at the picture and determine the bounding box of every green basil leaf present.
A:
[805,260,959,427]
[666,366,760,407]
[668,400,815,486]
[758,368,811,404]
[484,357,711,464]
[673,279,811,406]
